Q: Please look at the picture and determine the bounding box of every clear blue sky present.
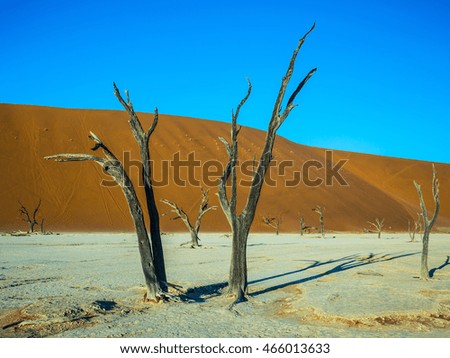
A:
[1,0,449,163]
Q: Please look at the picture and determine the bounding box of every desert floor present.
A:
[1,232,449,338]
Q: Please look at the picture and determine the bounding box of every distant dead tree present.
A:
[40,218,45,234]
[299,214,306,236]
[161,189,217,248]
[408,214,421,242]
[312,206,325,238]
[262,215,282,235]
[367,218,385,239]
[46,84,168,302]
[414,164,440,280]
[218,24,316,303]
[416,212,423,235]
[18,199,42,233]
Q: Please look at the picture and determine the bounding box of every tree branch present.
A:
[195,189,217,233]
[160,199,194,231]
[281,67,317,124]
[430,164,440,228]
[113,83,145,141]
[414,181,429,228]
[145,108,159,144]
[218,80,252,224]
[18,200,32,223]
[243,25,316,219]
[271,22,315,125]
[32,199,41,223]
[45,153,106,164]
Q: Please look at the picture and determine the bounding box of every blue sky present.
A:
[1,0,449,163]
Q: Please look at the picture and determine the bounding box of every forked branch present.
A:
[113,83,159,145]
[195,188,217,233]
[218,79,252,224]
[161,189,217,248]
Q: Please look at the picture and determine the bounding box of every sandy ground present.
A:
[1,232,449,338]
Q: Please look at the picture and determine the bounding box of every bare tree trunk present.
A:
[114,85,167,290]
[123,183,161,300]
[414,164,440,280]
[189,230,200,247]
[228,222,249,302]
[408,220,415,242]
[313,206,325,239]
[46,132,163,301]
[218,24,316,302]
[417,213,423,235]
[421,228,431,278]
[320,214,324,238]
[40,218,45,234]
[299,215,305,236]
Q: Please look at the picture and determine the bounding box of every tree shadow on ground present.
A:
[181,282,228,303]
[250,251,420,297]
[249,254,358,286]
[178,256,358,303]
[429,256,450,278]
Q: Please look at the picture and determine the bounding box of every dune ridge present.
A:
[1,103,449,233]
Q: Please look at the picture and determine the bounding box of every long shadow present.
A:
[177,255,358,303]
[250,251,420,297]
[430,256,450,278]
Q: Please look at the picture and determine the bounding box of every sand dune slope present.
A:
[0,104,449,233]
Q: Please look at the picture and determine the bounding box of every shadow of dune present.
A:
[430,256,450,278]
[250,251,420,297]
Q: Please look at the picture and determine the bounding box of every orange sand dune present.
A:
[1,104,449,233]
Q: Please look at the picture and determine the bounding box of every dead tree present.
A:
[408,215,421,242]
[262,215,282,235]
[367,218,385,239]
[416,212,423,235]
[46,83,169,301]
[218,24,316,302]
[313,206,325,238]
[113,84,167,291]
[18,199,41,233]
[46,132,164,301]
[40,218,45,234]
[299,215,306,236]
[414,164,440,280]
[161,189,217,247]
